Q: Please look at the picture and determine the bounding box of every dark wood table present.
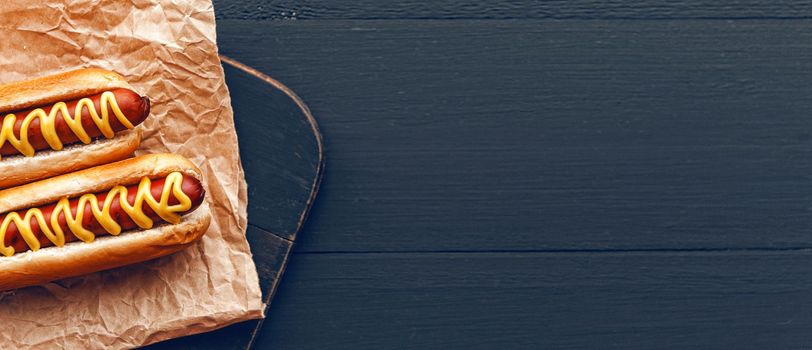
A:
[211,1,812,348]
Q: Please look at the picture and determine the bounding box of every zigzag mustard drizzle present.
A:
[0,172,192,257]
[0,91,134,158]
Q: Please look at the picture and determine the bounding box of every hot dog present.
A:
[0,154,211,291]
[0,68,151,189]
[0,88,150,156]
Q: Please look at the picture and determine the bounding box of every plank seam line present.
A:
[293,247,812,255]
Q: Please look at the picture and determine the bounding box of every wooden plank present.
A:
[217,19,812,252]
[251,250,812,349]
[213,1,812,20]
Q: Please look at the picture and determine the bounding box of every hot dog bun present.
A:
[0,68,148,189]
[0,154,211,291]
[0,68,133,113]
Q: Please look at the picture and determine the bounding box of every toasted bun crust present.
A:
[0,153,203,213]
[0,68,134,113]
[0,154,210,291]
[0,129,142,189]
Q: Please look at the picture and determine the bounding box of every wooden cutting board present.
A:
[145,57,324,349]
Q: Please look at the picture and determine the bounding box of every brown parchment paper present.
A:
[0,1,264,348]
